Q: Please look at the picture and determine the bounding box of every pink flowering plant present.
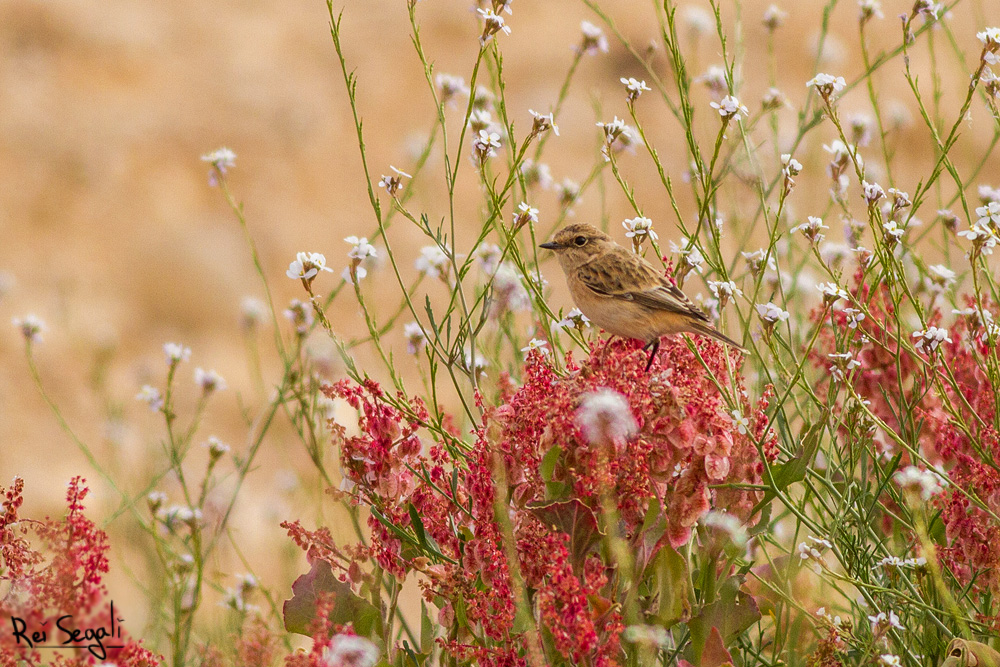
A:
[8,0,1000,666]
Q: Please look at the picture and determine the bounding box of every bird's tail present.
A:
[686,321,747,353]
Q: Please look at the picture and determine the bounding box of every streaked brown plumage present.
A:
[540,223,744,371]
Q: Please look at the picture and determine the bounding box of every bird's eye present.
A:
[574,236,587,246]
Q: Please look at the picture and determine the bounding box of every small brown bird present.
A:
[540,223,745,371]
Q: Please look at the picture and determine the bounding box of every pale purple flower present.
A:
[578,21,609,55]
[436,73,469,104]
[762,4,787,30]
[164,342,192,366]
[403,322,427,355]
[195,367,227,394]
[201,147,236,185]
[12,314,45,343]
[136,385,164,412]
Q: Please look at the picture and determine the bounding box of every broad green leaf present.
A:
[527,498,604,566]
[687,575,760,664]
[650,542,691,628]
[283,559,383,639]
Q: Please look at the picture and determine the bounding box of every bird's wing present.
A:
[576,249,709,322]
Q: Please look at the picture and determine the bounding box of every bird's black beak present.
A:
[539,241,561,250]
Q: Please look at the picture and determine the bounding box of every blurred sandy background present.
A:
[1,0,996,641]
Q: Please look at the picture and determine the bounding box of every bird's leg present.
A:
[599,335,617,362]
[643,338,660,373]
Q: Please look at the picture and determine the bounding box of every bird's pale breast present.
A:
[568,276,672,342]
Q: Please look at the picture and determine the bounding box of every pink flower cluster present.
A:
[291,335,777,664]
[0,477,160,666]
[814,277,1000,598]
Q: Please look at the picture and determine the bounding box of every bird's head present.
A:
[539,223,615,267]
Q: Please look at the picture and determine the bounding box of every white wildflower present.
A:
[827,351,861,382]
[576,388,638,446]
[863,180,885,205]
[894,465,946,500]
[322,634,380,667]
[730,410,750,435]
[843,307,866,330]
[807,73,847,98]
[477,8,511,46]
[868,609,903,632]
[472,129,502,161]
[416,246,450,280]
[622,216,658,251]
[205,436,230,460]
[521,159,553,190]
[287,252,334,281]
[710,94,749,119]
[697,66,729,98]
[926,264,956,290]
[520,338,549,356]
[475,243,502,275]
[911,326,951,353]
[553,308,591,333]
[709,280,743,308]
[756,302,790,324]
[817,282,849,305]
[683,6,714,34]
[436,73,469,103]
[528,109,558,136]
[782,153,802,176]
[284,299,313,334]
[201,147,236,185]
[742,249,776,276]
[621,77,651,102]
[513,201,539,229]
[377,166,411,196]
[790,216,829,244]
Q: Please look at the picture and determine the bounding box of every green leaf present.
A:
[687,575,760,663]
[539,444,563,482]
[752,418,824,516]
[420,600,435,654]
[650,543,691,628]
[283,559,383,639]
[527,498,604,566]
